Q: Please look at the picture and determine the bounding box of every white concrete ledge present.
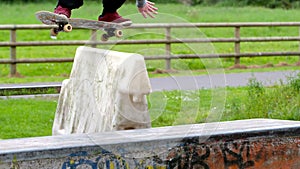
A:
[1,119,300,168]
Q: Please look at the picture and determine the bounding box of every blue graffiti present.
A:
[61,151,129,169]
[62,158,97,169]
[60,138,212,169]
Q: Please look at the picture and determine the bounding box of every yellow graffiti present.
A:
[146,165,166,169]
[69,159,75,165]
[11,155,20,169]
[110,162,114,169]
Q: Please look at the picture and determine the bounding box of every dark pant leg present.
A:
[56,0,84,9]
[102,0,127,14]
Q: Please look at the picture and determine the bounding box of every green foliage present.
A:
[287,72,300,92]
[152,74,300,127]
[1,0,298,8]
[223,73,300,121]
[0,88,58,96]
[0,0,99,4]
[247,77,265,98]
[0,0,179,4]
[191,0,299,8]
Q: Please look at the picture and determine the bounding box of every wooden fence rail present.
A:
[1,22,300,76]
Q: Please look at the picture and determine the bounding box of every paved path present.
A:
[151,70,299,91]
[0,70,299,92]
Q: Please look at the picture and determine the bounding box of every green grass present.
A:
[1,73,299,139]
[222,75,300,121]
[150,72,300,126]
[0,87,59,96]
[0,3,299,83]
[0,97,57,139]
[0,3,299,139]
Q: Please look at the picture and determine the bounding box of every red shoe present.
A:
[54,5,71,18]
[98,12,131,25]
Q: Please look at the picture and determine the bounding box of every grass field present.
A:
[0,3,299,139]
[0,73,299,139]
[0,3,300,83]
[0,98,56,139]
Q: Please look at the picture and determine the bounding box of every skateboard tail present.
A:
[35,11,69,25]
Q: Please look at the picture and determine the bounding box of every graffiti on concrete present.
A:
[61,138,256,169]
[165,138,254,169]
[220,140,255,169]
[61,151,166,169]
[61,151,129,169]
[166,138,210,169]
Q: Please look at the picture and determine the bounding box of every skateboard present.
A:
[35,11,132,41]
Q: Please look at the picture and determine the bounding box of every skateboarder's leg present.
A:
[98,0,131,23]
[102,0,126,13]
[57,0,83,9]
[54,0,84,18]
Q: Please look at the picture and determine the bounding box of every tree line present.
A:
[1,0,300,8]
[192,0,300,8]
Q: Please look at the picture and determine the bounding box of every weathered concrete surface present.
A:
[1,119,300,169]
[52,46,151,135]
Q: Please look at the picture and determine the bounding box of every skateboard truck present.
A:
[101,28,123,41]
[50,22,72,38]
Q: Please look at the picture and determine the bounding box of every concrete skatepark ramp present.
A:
[0,119,300,168]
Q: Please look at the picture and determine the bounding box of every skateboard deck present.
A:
[35,11,132,41]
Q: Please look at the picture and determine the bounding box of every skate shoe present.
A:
[98,12,132,25]
[54,5,71,18]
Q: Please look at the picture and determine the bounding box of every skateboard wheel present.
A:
[101,34,109,41]
[50,28,58,36]
[63,24,72,32]
[114,30,123,38]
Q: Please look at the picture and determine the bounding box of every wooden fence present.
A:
[1,22,300,76]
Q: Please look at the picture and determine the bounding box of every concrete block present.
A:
[52,46,151,135]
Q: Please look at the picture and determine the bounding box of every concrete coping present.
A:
[1,118,300,163]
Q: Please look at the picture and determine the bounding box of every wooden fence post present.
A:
[91,29,97,48]
[165,27,171,70]
[299,27,300,61]
[10,29,17,76]
[234,26,241,65]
